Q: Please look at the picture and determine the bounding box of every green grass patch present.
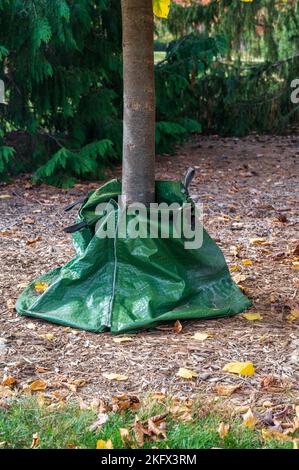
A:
[0,396,293,449]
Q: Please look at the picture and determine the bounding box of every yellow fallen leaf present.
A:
[292,261,299,269]
[153,0,170,19]
[34,282,49,293]
[102,373,128,381]
[223,361,255,376]
[243,313,263,321]
[113,336,133,343]
[230,265,239,272]
[40,333,55,341]
[0,194,12,199]
[28,379,47,391]
[214,384,241,396]
[192,332,210,342]
[242,259,253,266]
[242,408,258,428]
[176,368,198,379]
[96,439,113,449]
[218,422,230,439]
[287,309,299,323]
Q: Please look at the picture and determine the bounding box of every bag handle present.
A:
[182,167,195,193]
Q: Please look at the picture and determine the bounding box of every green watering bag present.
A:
[16,178,251,333]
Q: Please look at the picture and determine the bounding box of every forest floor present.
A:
[0,135,298,419]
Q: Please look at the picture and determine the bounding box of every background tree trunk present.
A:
[121,0,155,205]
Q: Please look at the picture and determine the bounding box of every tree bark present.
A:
[121,0,155,205]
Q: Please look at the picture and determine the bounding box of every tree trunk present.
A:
[121,0,155,205]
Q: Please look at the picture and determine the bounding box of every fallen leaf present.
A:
[250,238,272,246]
[292,261,299,269]
[119,428,133,447]
[26,237,43,246]
[242,409,258,428]
[232,273,247,284]
[0,194,12,199]
[261,428,291,442]
[173,320,183,333]
[286,309,299,323]
[243,313,263,321]
[134,418,146,447]
[34,282,49,293]
[112,394,141,412]
[26,322,37,330]
[242,259,253,266]
[230,265,239,272]
[102,373,128,381]
[176,368,198,379]
[260,376,278,389]
[28,379,47,391]
[2,376,17,387]
[89,413,109,432]
[218,422,230,439]
[96,439,113,449]
[30,433,39,448]
[113,337,133,343]
[214,384,241,396]
[192,332,209,342]
[6,299,15,311]
[223,361,255,376]
[40,333,55,341]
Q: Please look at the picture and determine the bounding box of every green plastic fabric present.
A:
[16,179,251,333]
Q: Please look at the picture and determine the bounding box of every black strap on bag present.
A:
[182,167,195,194]
[64,198,86,212]
[63,220,88,233]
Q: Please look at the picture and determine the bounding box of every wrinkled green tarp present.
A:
[16,179,251,333]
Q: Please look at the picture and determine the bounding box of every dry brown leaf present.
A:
[6,299,15,311]
[214,384,241,396]
[250,238,272,246]
[232,273,247,284]
[26,237,43,246]
[119,428,133,447]
[30,433,39,448]
[261,428,291,442]
[218,422,230,439]
[2,376,17,387]
[134,418,146,447]
[102,373,128,381]
[28,379,47,391]
[112,394,141,412]
[292,261,299,269]
[173,320,183,333]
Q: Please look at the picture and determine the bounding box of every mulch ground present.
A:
[0,135,298,409]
